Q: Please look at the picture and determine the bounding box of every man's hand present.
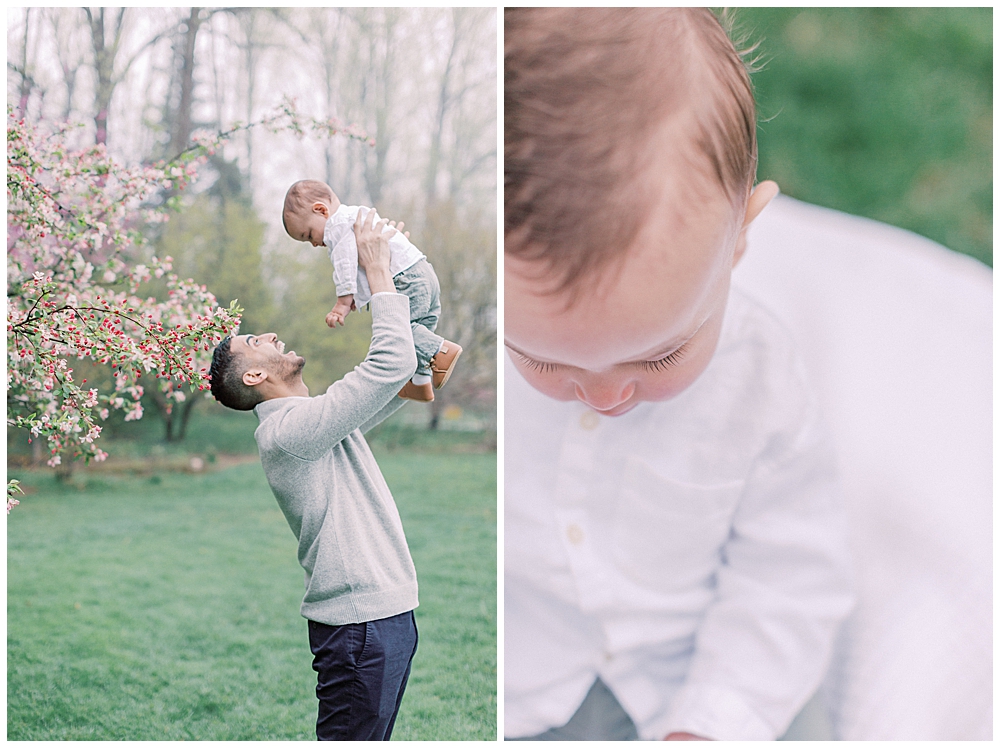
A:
[353,209,395,294]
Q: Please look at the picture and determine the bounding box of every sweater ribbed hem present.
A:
[301,582,419,626]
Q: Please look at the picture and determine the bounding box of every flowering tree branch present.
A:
[6,99,373,510]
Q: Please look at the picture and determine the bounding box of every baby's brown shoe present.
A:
[430,340,463,389]
[398,380,434,402]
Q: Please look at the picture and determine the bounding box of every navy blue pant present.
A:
[307,611,418,741]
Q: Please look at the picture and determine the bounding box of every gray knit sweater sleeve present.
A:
[253,292,420,625]
[265,293,416,460]
[360,396,407,434]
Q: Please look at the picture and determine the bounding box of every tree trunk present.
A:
[163,407,175,442]
[16,9,34,116]
[168,8,202,158]
[60,60,79,122]
[428,397,442,431]
[55,461,75,483]
[424,10,461,211]
[361,9,399,205]
[85,7,126,146]
[175,396,199,441]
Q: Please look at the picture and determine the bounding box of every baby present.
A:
[282,180,461,402]
[504,8,853,741]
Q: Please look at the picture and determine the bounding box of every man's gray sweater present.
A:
[253,293,419,625]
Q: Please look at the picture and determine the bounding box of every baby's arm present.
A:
[659,395,853,740]
[328,217,362,299]
[326,295,355,328]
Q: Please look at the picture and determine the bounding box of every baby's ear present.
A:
[312,201,330,218]
[734,181,779,267]
[742,181,779,229]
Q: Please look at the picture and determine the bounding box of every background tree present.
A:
[8,8,499,444]
[6,109,241,500]
[149,157,272,441]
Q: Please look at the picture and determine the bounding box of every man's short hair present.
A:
[282,179,335,233]
[505,8,759,294]
[209,336,264,411]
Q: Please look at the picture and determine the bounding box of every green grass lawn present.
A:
[7,448,496,740]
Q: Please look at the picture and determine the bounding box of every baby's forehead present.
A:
[512,168,739,304]
[505,8,755,298]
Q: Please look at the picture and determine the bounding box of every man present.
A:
[209,211,421,740]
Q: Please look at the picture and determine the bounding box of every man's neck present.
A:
[262,379,310,400]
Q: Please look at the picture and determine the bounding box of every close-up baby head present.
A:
[504,8,776,415]
[282,179,341,246]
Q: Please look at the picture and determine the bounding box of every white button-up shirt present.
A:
[504,288,854,741]
[325,205,425,307]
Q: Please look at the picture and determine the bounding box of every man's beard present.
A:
[287,354,306,380]
[276,352,306,384]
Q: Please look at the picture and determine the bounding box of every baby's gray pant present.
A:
[507,677,834,741]
[392,258,443,377]
[508,679,638,741]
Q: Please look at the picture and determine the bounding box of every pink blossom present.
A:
[7,100,368,509]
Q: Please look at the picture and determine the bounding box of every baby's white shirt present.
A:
[504,287,854,740]
[325,204,425,308]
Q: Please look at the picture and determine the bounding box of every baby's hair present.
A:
[282,179,336,233]
[505,8,759,295]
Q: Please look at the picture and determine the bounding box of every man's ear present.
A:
[311,201,330,218]
[733,180,779,267]
[242,368,268,387]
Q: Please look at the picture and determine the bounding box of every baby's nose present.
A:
[573,379,635,412]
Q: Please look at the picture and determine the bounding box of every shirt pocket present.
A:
[610,457,745,591]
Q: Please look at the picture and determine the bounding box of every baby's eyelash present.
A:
[513,352,560,373]
[512,344,688,373]
[638,345,687,372]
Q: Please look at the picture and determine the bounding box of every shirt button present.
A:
[579,411,599,430]
[566,524,584,545]
[604,652,613,662]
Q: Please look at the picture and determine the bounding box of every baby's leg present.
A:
[508,679,638,741]
[393,260,444,377]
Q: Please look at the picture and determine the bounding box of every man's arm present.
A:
[267,213,415,459]
[357,209,395,295]
[359,397,407,435]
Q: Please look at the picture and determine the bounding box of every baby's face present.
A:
[285,204,330,247]
[506,188,743,417]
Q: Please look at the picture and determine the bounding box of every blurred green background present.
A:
[735,7,992,267]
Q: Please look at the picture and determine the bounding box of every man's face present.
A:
[285,204,329,247]
[230,332,305,384]
[505,186,741,417]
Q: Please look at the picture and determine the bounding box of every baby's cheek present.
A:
[636,371,691,402]
[638,345,717,403]
[513,364,576,402]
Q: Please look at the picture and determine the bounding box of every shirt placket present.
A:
[552,407,618,614]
